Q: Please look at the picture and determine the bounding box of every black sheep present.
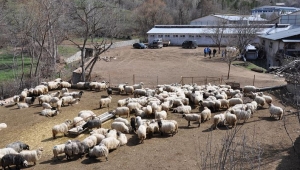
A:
[82,119,102,130]
[107,87,113,96]
[1,154,28,170]
[6,141,30,153]
[130,117,136,133]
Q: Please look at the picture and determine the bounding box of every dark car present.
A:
[182,40,198,49]
[133,43,147,49]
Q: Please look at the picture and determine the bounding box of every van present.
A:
[182,40,197,49]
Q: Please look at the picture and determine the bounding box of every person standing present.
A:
[208,47,211,58]
[213,49,217,57]
[204,47,208,57]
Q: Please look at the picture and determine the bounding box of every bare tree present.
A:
[209,19,227,54]
[223,46,239,79]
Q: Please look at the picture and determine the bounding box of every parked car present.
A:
[133,43,147,49]
[148,39,163,48]
[182,40,198,49]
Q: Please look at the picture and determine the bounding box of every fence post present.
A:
[253,75,255,86]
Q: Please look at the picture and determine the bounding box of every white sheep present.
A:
[73,117,86,127]
[64,140,85,160]
[114,117,131,128]
[16,102,29,109]
[116,131,128,146]
[113,107,130,118]
[90,128,109,136]
[61,88,69,95]
[88,144,109,161]
[40,109,59,117]
[127,102,142,113]
[52,120,72,139]
[106,129,117,139]
[19,89,28,101]
[124,85,134,95]
[157,120,177,136]
[172,105,191,114]
[50,91,61,98]
[228,98,243,107]
[78,110,96,121]
[251,92,266,108]
[111,122,129,133]
[42,102,52,109]
[212,113,225,130]
[13,95,20,103]
[268,103,284,120]
[243,85,256,94]
[61,96,74,106]
[133,82,144,90]
[60,81,71,88]
[52,144,65,160]
[20,147,43,165]
[99,96,112,109]
[200,107,211,123]
[154,110,167,120]
[100,137,120,150]
[0,148,19,159]
[146,121,159,138]
[258,92,273,105]
[200,100,215,112]
[182,113,201,127]
[218,99,229,109]
[230,107,252,124]
[81,135,98,149]
[137,124,147,143]
[38,95,52,105]
[117,98,128,107]
[224,111,237,128]
[68,98,79,106]
[91,133,106,144]
[0,123,7,130]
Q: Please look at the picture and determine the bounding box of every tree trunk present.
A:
[227,61,231,79]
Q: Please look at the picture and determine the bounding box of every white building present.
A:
[251,6,300,18]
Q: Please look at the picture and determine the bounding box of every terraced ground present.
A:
[1,46,299,170]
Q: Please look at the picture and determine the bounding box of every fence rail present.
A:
[179,76,224,85]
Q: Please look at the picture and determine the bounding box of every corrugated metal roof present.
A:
[252,5,300,10]
[259,27,300,40]
[147,25,290,35]
[214,15,267,21]
[282,39,300,42]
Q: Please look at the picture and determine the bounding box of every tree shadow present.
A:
[276,135,300,169]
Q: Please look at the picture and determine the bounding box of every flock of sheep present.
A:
[0,78,285,169]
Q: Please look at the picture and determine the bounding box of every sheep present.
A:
[133,82,144,90]
[228,98,243,107]
[73,117,86,127]
[61,96,74,106]
[246,101,258,114]
[100,137,120,151]
[81,135,98,151]
[124,85,134,95]
[157,119,177,136]
[182,113,201,127]
[52,144,65,160]
[19,147,43,165]
[60,81,71,88]
[0,123,7,130]
[135,116,143,129]
[6,141,30,153]
[130,117,137,132]
[20,89,28,101]
[88,144,109,161]
[258,92,273,105]
[161,100,173,112]
[52,120,72,139]
[146,121,159,138]
[90,128,108,136]
[218,99,229,109]
[230,107,252,124]
[40,108,59,117]
[114,117,131,128]
[224,111,237,128]
[113,107,130,118]
[61,88,69,95]
[172,105,191,114]
[78,110,96,121]
[118,83,127,94]
[82,119,102,130]
[95,82,109,92]
[106,129,118,139]
[1,154,28,170]
[76,82,90,90]
[50,91,61,98]
[13,95,20,103]
[127,102,142,113]
[200,107,212,123]
[251,92,266,108]
[137,124,147,143]
[91,133,106,144]
[68,98,80,106]
[116,131,128,146]
[16,102,29,109]
[117,98,128,107]
[154,110,167,120]
[107,87,113,96]
[268,103,284,120]
[24,96,36,105]
[99,96,112,109]
[111,122,129,133]
[64,140,85,160]
[38,95,52,105]
[243,85,256,94]
[42,102,52,109]
[0,148,19,159]
[200,100,215,112]
[212,113,226,130]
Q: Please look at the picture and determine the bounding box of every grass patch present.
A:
[233,61,267,73]
[58,45,79,58]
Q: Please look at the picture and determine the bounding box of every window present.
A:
[173,35,178,37]
[269,42,273,48]
[150,35,154,37]
[165,35,170,37]
[158,35,163,38]
[180,35,185,37]
[262,40,265,46]
[189,35,194,38]
[196,35,201,38]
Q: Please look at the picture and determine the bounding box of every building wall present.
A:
[190,16,223,25]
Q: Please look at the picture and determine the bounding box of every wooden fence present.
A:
[179,76,224,85]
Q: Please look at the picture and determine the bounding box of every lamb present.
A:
[95,82,109,92]
[200,106,211,123]
[13,95,20,103]
[124,85,134,95]
[118,83,127,94]
[19,89,28,101]
[154,110,167,120]
[116,131,128,146]
[111,122,129,133]
[228,98,243,107]
[114,117,131,128]
[100,137,120,150]
[81,135,98,150]
[268,103,284,120]
[40,108,59,117]
[6,141,30,153]
[19,147,43,165]
[78,110,96,121]
[212,113,226,130]
[71,91,84,99]
[64,140,85,160]
[99,96,112,109]
[182,113,201,127]
[16,102,29,109]
[52,144,65,160]
[106,129,118,139]
[157,119,177,136]
[82,119,102,130]
[117,98,128,107]
[257,92,273,105]
[112,107,130,118]
[0,123,7,130]
[24,96,36,105]
[224,111,237,128]
[1,154,28,170]
[88,144,109,161]
[90,128,109,136]
[251,92,266,108]
[52,120,72,139]
[136,124,147,143]
[68,98,80,106]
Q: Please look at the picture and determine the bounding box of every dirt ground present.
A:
[1,46,300,170]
